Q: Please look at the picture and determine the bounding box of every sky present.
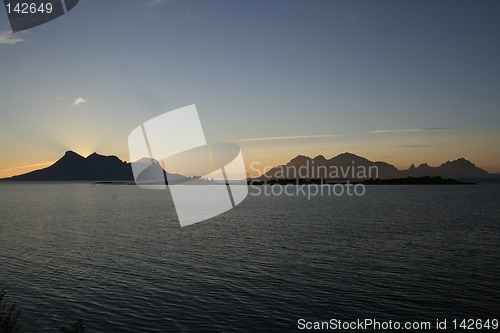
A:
[0,0,499,178]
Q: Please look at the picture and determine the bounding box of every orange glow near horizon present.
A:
[0,161,55,178]
[0,145,499,179]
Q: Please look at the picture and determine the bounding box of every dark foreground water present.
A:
[1,183,499,332]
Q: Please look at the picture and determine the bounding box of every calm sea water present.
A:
[0,183,499,332]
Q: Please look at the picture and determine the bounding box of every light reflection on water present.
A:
[0,183,499,332]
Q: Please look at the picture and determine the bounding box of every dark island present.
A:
[248,176,475,185]
[362,176,475,185]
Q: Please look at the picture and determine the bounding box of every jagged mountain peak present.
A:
[313,154,326,161]
[62,150,85,159]
[332,152,371,164]
[6,151,133,181]
[441,157,475,167]
[287,155,312,166]
[337,152,359,157]
[87,152,102,158]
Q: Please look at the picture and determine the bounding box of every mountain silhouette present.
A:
[261,152,491,180]
[2,151,184,182]
[2,151,492,181]
[406,158,490,178]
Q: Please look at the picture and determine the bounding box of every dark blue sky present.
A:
[1,0,499,176]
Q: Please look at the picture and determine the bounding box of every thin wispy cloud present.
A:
[399,144,454,148]
[147,0,172,5]
[0,30,24,46]
[71,97,88,107]
[237,134,339,142]
[183,12,199,24]
[370,127,455,134]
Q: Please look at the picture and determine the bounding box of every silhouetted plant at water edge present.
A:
[0,290,20,333]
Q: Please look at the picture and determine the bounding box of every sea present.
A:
[0,183,499,332]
